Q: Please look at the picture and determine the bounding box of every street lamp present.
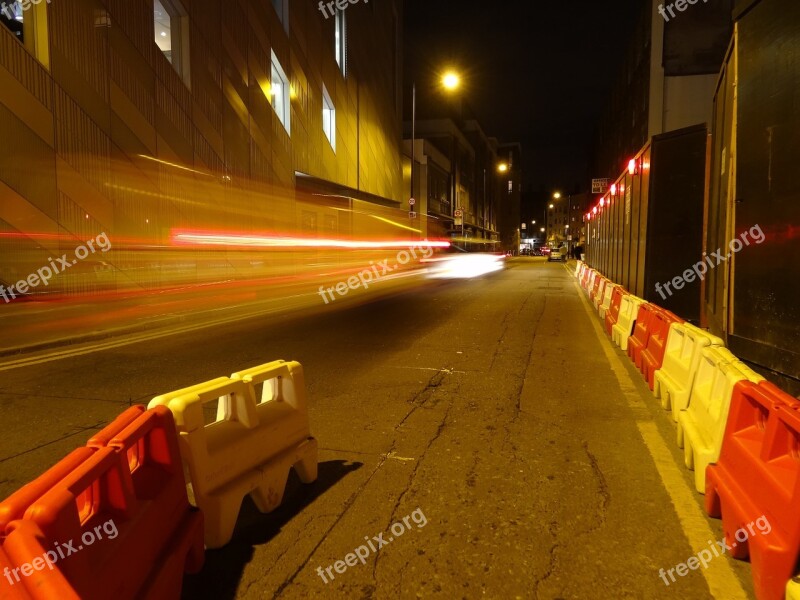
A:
[410,70,462,222]
[442,71,461,91]
[497,162,509,173]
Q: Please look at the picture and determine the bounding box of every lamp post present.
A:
[409,70,461,228]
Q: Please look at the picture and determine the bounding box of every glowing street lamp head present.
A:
[497,162,509,173]
[553,192,562,199]
[549,203,554,209]
[442,71,461,91]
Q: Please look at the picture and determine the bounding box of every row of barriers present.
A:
[0,360,317,598]
[575,261,800,600]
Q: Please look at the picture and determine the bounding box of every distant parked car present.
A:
[548,247,567,262]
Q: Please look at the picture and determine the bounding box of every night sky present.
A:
[404,0,644,195]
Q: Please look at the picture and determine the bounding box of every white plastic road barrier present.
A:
[575,261,583,278]
[585,270,597,292]
[676,347,764,493]
[598,282,617,319]
[149,360,318,548]
[592,278,608,311]
[654,323,724,421]
[611,294,645,351]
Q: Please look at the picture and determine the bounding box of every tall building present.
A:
[593,0,733,179]
[0,0,404,295]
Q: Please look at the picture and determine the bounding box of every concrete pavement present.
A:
[0,258,755,598]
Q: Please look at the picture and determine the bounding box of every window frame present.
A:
[154,0,191,87]
[271,0,289,33]
[335,9,346,76]
[270,50,291,135]
[322,84,335,151]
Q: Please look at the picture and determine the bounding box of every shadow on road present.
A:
[181,459,363,599]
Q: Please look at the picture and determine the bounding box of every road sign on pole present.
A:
[592,178,610,194]
[409,198,416,207]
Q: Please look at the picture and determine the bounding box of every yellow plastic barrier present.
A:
[611,295,645,351]
[598,282,617,319]
[654,323,724,420]
[787,578,800,600]
[676,347,764,493]
[149,360,318,548]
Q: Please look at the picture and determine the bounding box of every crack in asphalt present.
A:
[532,442,611,599]
[373,385,457,594]
[271,368,452,598]
[501,295,546,459]
[533,520,560,600]
[0,421,106,464]
[582,441,611,527]
[271,452,392,598]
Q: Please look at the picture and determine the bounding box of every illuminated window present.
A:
[508,180,513,192]
[322,85,335,150]
[335,10,346,75]
[1,0,50,68]
[154,0,189,83]
[272,0,288,32]
[270,51,290,134]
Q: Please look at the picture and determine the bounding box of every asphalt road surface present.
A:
[0,258,756,599]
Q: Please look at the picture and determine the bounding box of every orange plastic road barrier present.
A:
[3,406,203,600]
[86,406,145,448]
[678,348,764,493]
[0,544,32,599]
[589,276,604,306]
[149,360,318,548]
[604,287,625,336]
[579,267,588,287]
[598,282,617,319]
[640,309,684,390]
[0,449,94,538]
[611,294,645,351]
[627,303,660,370]
[705,381,800,600]
[654,323,724,421]
[581,268,595,290]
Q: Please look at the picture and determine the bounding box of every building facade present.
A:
[404,117,511,248]
[0,0,404,295]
